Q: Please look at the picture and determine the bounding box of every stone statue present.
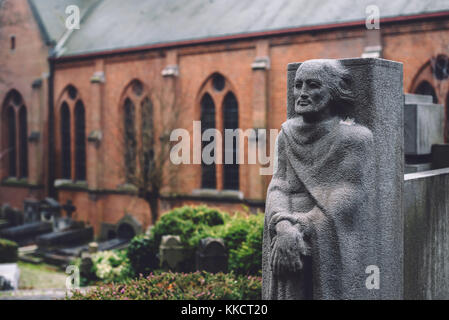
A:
[262,59,376,300]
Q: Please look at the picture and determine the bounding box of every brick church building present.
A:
[1,0,449,237]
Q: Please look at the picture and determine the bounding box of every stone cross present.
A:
[62,200,76,219]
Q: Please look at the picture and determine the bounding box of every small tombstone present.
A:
[80,251,95,281]
[2,205,23,227]
[39,197,61,229]
[116,214,142,239]
[404,93,444,156]
[195,237,227,273]
[0,263,20,291]
[23,200,41,223]
[88,242,98,254]
[159,235,189,271]
[431,144,449,169]
[56,200,77,231]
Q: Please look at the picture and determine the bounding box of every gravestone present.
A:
[56,238,129,258]
[39,198,61,229]
[36,226,93,249]
[0,222,53,246]
[88,242,99,254]
[159,235,191,271]
[23,199,41,223]
[1,205,23,228]
[404,168,449,299]
[431,144,449,170]
[0,275,13,291]
[404,93,444,156]
[116,214,142,240]
[195,238,227,273]
[263,58,403,300]
[55,200,77,231]
[0,263,20,290]
[80,252,95,282]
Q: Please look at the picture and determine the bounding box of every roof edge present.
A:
[52,10,449,62]
[27,0,54,46]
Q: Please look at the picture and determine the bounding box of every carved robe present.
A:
[262,116,376,300]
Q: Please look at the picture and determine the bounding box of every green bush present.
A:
[152,206,228,249]
[228,214,264,276]
[0,238,18,263]
[126,205,264,276]
[69,271,261,300]
[127,234,159,276]
[127,206,229,275]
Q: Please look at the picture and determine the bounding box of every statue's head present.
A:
[294,59,354,118]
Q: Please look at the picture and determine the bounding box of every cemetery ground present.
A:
[0,205,263,300]
[0,261,68,300]
[16,261,66,289]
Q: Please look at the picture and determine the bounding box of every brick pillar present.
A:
[249,40,270,200]
[88,60,105,234]
[29,77,46,187]
[88,60,105,190]
[161,50,179,194]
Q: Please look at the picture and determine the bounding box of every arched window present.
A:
[141,97,154,183]
[1,90,27,180]
[121,80,154,185]
[200,93,216,189]
[58,85,87,181]
[6,107,16,177]
[60,102,71,179]
[414,80,438,103]
[222,92,239,190]
[18,106,28,178]
[124,98,136,182]
[74,101,86,181]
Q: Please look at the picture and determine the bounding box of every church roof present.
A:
[28,0,449,58]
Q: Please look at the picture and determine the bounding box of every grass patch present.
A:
[18,262,67,290]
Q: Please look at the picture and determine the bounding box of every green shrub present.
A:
[152,206,228,249]
[222,213,252,251]
[127,234,159,276]
[69,271,261,300]
[0,238,18,263]
[228,213,264,276]
[127,206,229,274]
[125,205,264,276]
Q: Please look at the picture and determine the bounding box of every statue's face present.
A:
[294,63,332,116]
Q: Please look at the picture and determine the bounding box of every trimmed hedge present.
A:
[69,271,262,300]
[0,238,18,263]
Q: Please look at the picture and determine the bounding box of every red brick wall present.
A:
[2,4,448,235]
[51,18,449,235]
[0,0,49,210]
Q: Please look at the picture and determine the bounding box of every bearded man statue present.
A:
[262,59,375,300]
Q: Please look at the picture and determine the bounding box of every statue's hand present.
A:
[270,227,307,276]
